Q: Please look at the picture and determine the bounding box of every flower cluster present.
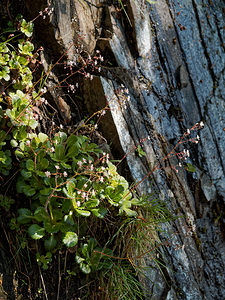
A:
[39,6,54,20]
[166,121,205,173]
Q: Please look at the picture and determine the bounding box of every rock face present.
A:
[22,0,225,299]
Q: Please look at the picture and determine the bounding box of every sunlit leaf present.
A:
[28,224,45,239]
[63,231,78,248]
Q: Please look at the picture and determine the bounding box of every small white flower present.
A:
[200,121,204,127]
[82,158,87,163]
[26,140,31,146]
[100,177,104,182]
[77,161,83,167]
[84,183,88,188]
[60,124,63,129]
[63,171,68,177]
[76,201,81,207]
[45,171,51,177]
[41,87,47,94]
[186,129,190,135]
[101,110,106,116]
[77,190,81,195]
[55,165,60,170]
[92,190,96,196]
[82,192,86,199]
[196,135,200,140]
[51,147,55,152]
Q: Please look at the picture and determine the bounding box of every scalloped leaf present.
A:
[63,231,78,248]
[28,224,45,240]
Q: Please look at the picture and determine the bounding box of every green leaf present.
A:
[123,208,137,217]
[131,198,144,206]
[44,221,61,234]
[87,238,98,252]
[17,208,32,224]
[66,143,79,158]
[10,139,18,147]
[18,56,28,66]
[60,162,71,169]
[21,169,32,179]
[44,235,57,251]
[19,141,25,151]
[185,163,196,173]
[79,262,91,274]
[81,243,89,257]
[39,158,49,170]
[26,159,35,171]
[38,133,48,143]
[39,188,52,196]
[34,207,49,222]
[23,186,36,196]
[29,119,38,129]
[63,232,78,248]
[55,144,65,161]
[64,214,75,225]
[58,131,67,143]
[75,255,85,264]
[115,185,124,195]
[28,224,45,239]
[75,209,91,217]
[20,19,34,37]
[105,186,114,196]
[15,149,24,158]
[136,145,146,157]
[91,207,107,218]
[86,199,99,208]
